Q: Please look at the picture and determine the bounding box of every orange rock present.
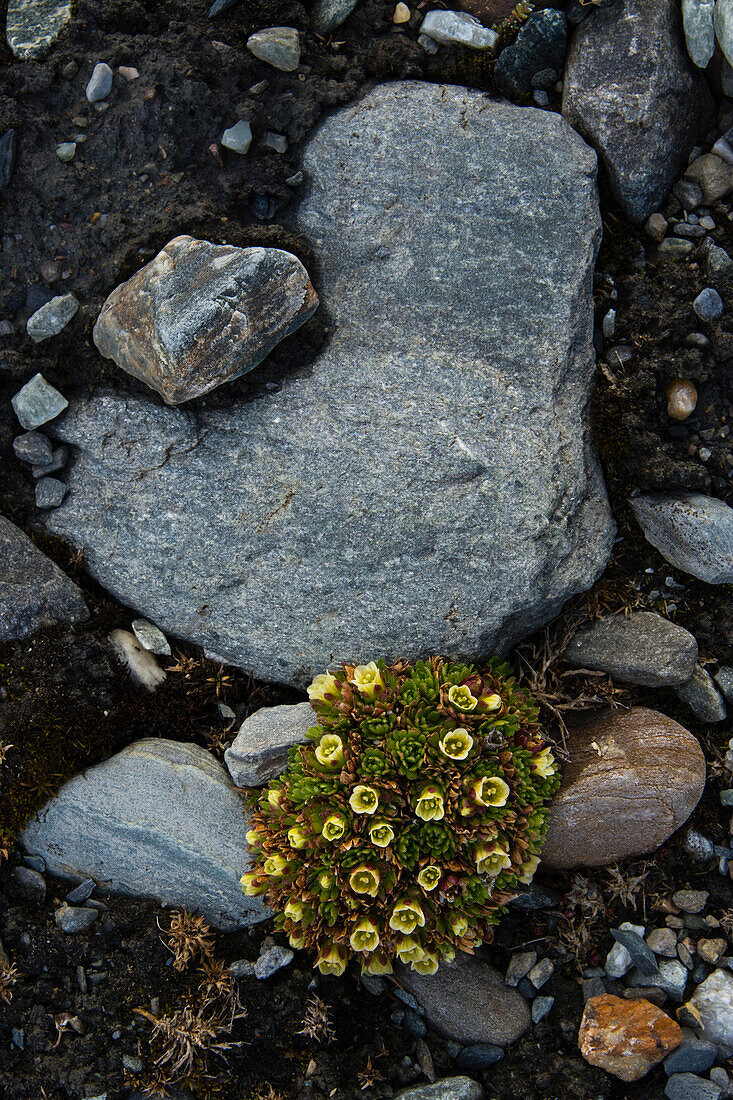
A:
[579,994,683,1082]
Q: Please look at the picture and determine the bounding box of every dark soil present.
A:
[2,0,733,1097]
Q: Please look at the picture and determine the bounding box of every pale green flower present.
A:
[307,671,340,703]
[479,691,502,711]
[369,820,395,848]
[472,775,510,808]
[240,871,267,896]
[316,944,347,976]
[285,898,304,922]
[349,864,380,897]
[474,841,511,877]
[532,746,556,778]
[414,784,444,822]
[389,899,426,935]
[349,918,380,953]
[451,914,468,937]
[349,784,379,815]
[264,853,289,877]
[518,854,541,884]
[439,727,474,760]
[394,936,425,964]
[416,865,441,891]
[322,813,347,842]
[447,684,478,711]
[315,733,344,768]
[350,661,385,699]
[362,951,393,976]
[411,950,439,975]
[287,825,308,849]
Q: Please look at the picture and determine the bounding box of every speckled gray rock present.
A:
[394,1080,484,1100]
[247,27,300,71]
[630,492,733,584]
[714,667,733,704]
[55,905,98,933]
[26,294,79,342]
[683,0,716,68]
[542,707,706,870]
[35,477,67,509]
[563,611,698,687]
[93,236,318,404]
[12,373,68,430]
[494,9,566,99]
[311,0,359,34]
[675,665,727,723]
[562,0,711,222]
[0,515,87,640]
[398,954,530,1046]
[716,0,733,67]
[5,0,73,59]
[45,82,614,686]
[21,739,267,930]
[225,702,314,787]
[13,431,53,466]
[665,1074,723,1100]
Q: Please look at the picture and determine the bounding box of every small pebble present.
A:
[393,1,410,21]
[247,27,300,72]
[13,430,53,465]
[35,478,67,509]
[11,865,46,903]
[673,890,709,914]
[86,62,114,103]
[32,444,68,479]
[693,288,724,323]
[418,32,439,53]
[27,293,79,341]
[646,212,668,241]
[665,1073,723,1100]
[221,120,252,154]
[56,142,77,162]
[55,906,99,933]
[663,1039,717,1076]
[227,959,256,978]
[602,308,616,339]
[41,261,59,282]
[505,950,537,987]
[659,238,695,258]
[648,927,679,958]
[285,171,303,186]
[455,1044,504,1070]
[527,958,554,989]
[666,378,697,419]
[254,945,293,979]
[12,373,68,429]
[131,618,171,656]
[261,131,287,153]
[66,878,95,905]
[122,1053,143,1073]
[532,995,554,1023]
[684,830,715,862]
[697,938,727,965]
[118,65,139,80]
[61,60,78,79]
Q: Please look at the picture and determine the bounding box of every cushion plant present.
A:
[242,657,559,977]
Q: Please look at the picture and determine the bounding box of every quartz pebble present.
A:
[118,66,139,80]
[86,62,113,103]
[262,131,287,153]
[394,2,410,22]
[56,142,76,162]
[13,431,53,465]
[131,619,171,656]
[12,373,68,429]
[606,922,646,979]
[421,9,499,49]
[693,288,724,322]
[27,293,79,342]
[221,121,252,154]
[688,969,733,1050]
[35,478,67,509]
[667,379,698,421]
[247,27,300,71]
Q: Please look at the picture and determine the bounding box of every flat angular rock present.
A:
[92,236,318,404]
[225,702,314,787]
[397,953,531,1046]
[395,1081,483,1100]
[21,739,267,930]
[665,1074,723,1100]
[579,994,683,1081]
[420,10,498,49]
[44,83,614,686]
[542,707,705,870]
[26,293,79,342]
[563,611,698,686]
[6,0,73,59]
[0,515,87,640]
[630,492,733,584]
[675,665,727,722]
[562,0,711,223]
[683,0,716,68]
[35,477,67,509]
[311,0,360,34]
[247,27,300,71]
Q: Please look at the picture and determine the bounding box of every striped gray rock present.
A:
[21,739,266,930]
[0,516,87,640]
[682,0,716,68]
[45,81,614,686]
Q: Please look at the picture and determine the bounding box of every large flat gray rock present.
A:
[45,81,614,687]
[0,515,88,640]
[563,0,711,223]
[21,739,266,930]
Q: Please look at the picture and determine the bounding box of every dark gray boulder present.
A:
[0,515,88,640]
[45,81,614,687]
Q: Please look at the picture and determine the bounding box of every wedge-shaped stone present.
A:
[93,236,318,404]
[630,492,733,584]
[225,702,314,787]
[563,611,698,687]
[0,515,87,640]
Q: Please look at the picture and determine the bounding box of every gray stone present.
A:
[494,9,566,99]
[532,996,554,1023]
[86,62,113,103]
[26,294,79,342]
[509,884,561,909]
[563,610,698,687]
[221,121,252,154]
[685,156,733,204]
[254,944,293,979]
[6,0,73,59]
[262,131,287,153]
[707,246,732,277]
[66,878,95,904]
[55,905,98,933]
[311,0,359,34]
[131,618,171,656]
[0,515,87,640]
[56,142,76,163]
[665,1074,723,1100]
[420,10,498,50]
[631,959,689,1002]
[689,970,733,1050]
[225,702,314,787]
[612,928,659,975]
[44,83,614,687]
[13,431,54,466]
[675,666,727,723]
[684,830,715,862]
[21,739,267,930]
[693,288,724,322]
[11,865,46,902]
[649,928,679,958]
[505,950,537,987]
[716,0,733,67]
[562,0,710,223]
[528,958,554,989]
[683,0,716,68]
[659,238,696,258]
[247,27,300,71]
[664,1039,717,1075]
[674,890,708,914]
[714,668,733,704]
[542,707,705,870]
[92,236,318,404]
[32,445,68,479]
[228,958,255,977]
[35,477,67,509]
[630,492,733,584]
[454,1045,503,1070]
[605,921,646,979]
[397,953,530,1046]
[394,1080,483,1100]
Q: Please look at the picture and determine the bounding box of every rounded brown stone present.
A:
[541,706,705,870]
[579,994,683,1082]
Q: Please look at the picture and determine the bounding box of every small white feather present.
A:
[108,629,166,692]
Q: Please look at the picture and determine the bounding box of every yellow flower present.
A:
[318,870,336,890]
[316,945,347,976]
[532,747,556,779]
[447,684,478,711]
[322,813,347,842]
[518,854,541,884]
[394,936,425,964]
[369,821,395,848]
[264,854,290,877]
[414,784,444,822]
[451,914,468,937]
[285,898,304,922]
[315,733,344,768]
[389,899,426,935]
[411,950,439,975]
[307,671,340,703]
[349,864,380,897]
[417,865,441,891]
[267,788,283,809]
[240,871,267,896]
[474,841,511,877]
[349,661,385,699]
[245,828,259,846]
[349,918,380,953]
[287,825,308,849]
[362,951,393,976]
[472,775,510,808]
[289,930,306,949]
[349,784,379,815]
[439,727,474,760]
[479,691,502,711]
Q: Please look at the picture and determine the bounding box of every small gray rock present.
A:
[0,515,88,640]
[56,142,76,162]
[66,878,95,904]
[664,1039,717,1075]
[630,492,733,584]
[563,610,698,687]
[228,958,256,978]
[611,928,659,976]
[509,884,561,909]
[26,295,79,342]
[532,996,554,1023]
[675,666,727,723]
[659,238,696,258]
[675,179,704,209]
[682,0,716,68]
[35,477,68,509]
[12,865,46,903]
[247,27,300,71]
[649,928,679,958]
[631,958,689,1002]
[505,950,537,987]
[707,246,733,277]
[605,921,646,978]
[310,0,359,34]
[262,131,287,153]
[86,62,113,103]
[131,618,171,656]
[225,703,314,787]
[221,120,252,154]
[716,0,733,67]
[394,1078,483,1100]
[665,1074,723,1100]
[455,1045,503,1070]
[693,288,724,322]
[527,958,554,989]
[494,9,566,99]
[32,445,68,479]
[715,668,733,704]
[13,431,54,466]
[420,10,498,49]
[55,905,99,932]
[254,944,294,979]
[684,830,715,861]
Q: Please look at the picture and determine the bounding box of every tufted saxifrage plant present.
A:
[242,657,559,977]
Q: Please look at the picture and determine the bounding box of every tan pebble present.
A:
[697,937,727,964]
[667,379,698,421]
[645,212,668,242]
[393,2,410,22]
[118,65,140,81]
